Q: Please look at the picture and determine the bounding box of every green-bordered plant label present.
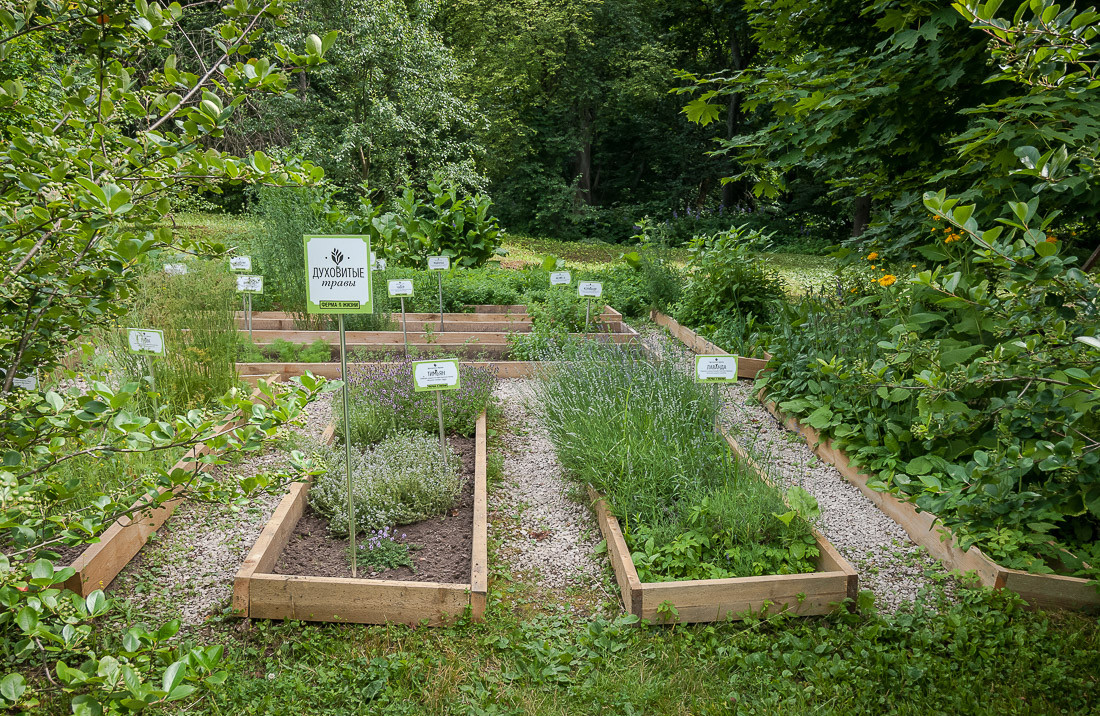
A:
[127,328,166,356]
[229,255,252,272]
[412,360,461,392]
[164,263,187,275]
[388,279,414,298]
[578,281,602,298]
[374,257,387,271]
[427,256,450,270]
[303,235,373,314]
[236,274,264,294]
[550,271,571,286]
[695,355,738,383]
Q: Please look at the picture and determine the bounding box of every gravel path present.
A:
[636,323,953,613]
[110,392,333,627]
[490,380,603,597]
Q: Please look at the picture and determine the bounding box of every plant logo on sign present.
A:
[331,248,344,265]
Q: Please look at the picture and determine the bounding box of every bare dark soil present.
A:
[273,435,475,584]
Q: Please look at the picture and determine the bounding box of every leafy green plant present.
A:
[353,527,415,572]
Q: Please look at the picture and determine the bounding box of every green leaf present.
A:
[683,98,721,126]
[939,345,984,367]
[0,673,26,703]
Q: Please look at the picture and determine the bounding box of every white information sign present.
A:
[164,263,187,275]
[12,374,37,391]
[412,360,461,392]
[229,256,252,272]
[374,258,387,271]
[127,328,166,356]
[427,256,451,270]
[388,279,414,298]
[695,355,739,383]
[550,271,571,286]
[578,281,603,298]
[236,275,264,294]
[303,235,373,314]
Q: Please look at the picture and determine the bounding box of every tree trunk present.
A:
[1083,242,1100,272]
[573,107,594,206]
[852,195,872,237]
[721,34,744,210]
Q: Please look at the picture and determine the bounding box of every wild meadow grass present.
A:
[532,343,817,580]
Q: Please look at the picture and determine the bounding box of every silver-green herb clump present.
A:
[310,430,462,536]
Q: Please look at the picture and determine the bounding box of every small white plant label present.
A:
[374,258,387,271]
[163,263,187,275]
[388,279,414,297]
[303,235,373,314]
[550,271,571,286]
[236,275,264,294]
[412,360,461,392]
[695,355,739,383]
[427,256,450,270]
[12,374,37,391]
[229,256,252,272]
[578,281,603,298]
[127,328,166,356]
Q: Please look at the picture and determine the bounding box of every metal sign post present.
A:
[303,235,374,578]
[578,282,603,335]
[127,328,166,394]
[388,280,415,360]
[695,355,740,432]
[427,256,450,332]
[236,275,264,342]
[412,359,461,470]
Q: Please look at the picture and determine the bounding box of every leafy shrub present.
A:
[533,343,817,581]
[365,174,505,268]
[310,429,462,535]
[762,195,1100,580]
[340,360,496,445]
[107,260,239,411]
[674,226,786,331]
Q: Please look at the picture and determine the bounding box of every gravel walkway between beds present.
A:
[490,380,603,596]
[110,393,333,627]
[637,323,953,613]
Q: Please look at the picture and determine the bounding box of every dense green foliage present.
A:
[534,345,819,582]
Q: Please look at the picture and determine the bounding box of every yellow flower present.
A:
[870,264,876,269]
[944,233,960,244]
[911,264,917,268]
[867,252,879,260]
[1046,235,1057,243]
[933,215,942,221]
[878,274,897,287]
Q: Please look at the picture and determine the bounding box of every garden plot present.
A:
[529,343,856,624]
[233,362,495,625]
[234,305,637,363]
[637,320,953,612]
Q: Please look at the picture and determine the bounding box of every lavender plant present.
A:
[354,527,414,572]
[310,430,461,536]
[339,360,495,445]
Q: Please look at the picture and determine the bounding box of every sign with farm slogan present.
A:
[695,355,739,383]
[229,255,252,272]
[127,328,166,356]
[412,360,461,392]
[550,271,571,286]
[236,275,264,294]
[303,235,373,314]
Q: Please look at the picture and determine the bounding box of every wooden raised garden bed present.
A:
[589,429,858,624]
[238,361,539,381]
[232,411,488,625]
[762,398,1100,612]
[649,311,769,379]
[62,385,274,597]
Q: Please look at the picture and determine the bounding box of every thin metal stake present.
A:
[436,389,446,469]
[400,296,409,360]
[437,271,445,333]
[339,314,356,578]
[247,293,253,342]
[584,298,591,335]
[713,383,720,433]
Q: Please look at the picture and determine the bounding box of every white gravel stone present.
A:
[635,323,954,613]
[490,379,603,592]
